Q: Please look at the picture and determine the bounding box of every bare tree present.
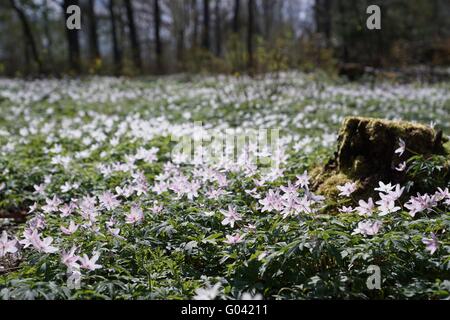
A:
[42,0,53,66]
[124,0,142,70]
[86,0,100,63]
[168,0,189,65]
[9,0,44,74]
[232,0,240,33]
[262,0,277,41]
[154,0,162,73]
[202,0,210,50]
[214,0,222,56]
[314,0,332,43]
[108,0,122,75]
[62,0,81,73]
[247,0,254,71]
[192,0,199,47]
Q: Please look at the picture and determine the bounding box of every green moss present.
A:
[313,117,448,205]
[444,140,450,156]
[316,172,352,198]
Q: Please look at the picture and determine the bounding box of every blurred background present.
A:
[0,0,449,79]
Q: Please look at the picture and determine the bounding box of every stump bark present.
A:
[312,117,448,198]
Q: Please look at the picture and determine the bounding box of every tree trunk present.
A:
[154,0,162,73]
[124,0,142,70]
[63,0,81,73]
[10,0,43,74]
[108,0,122,75]
[192,0,199,47]
[337,0,349,63]
[202,0,210,50]
[43,0,53,67]
[232,0,240,33]
[214,0,221,56]
[247,0,254,72]
[262,0,276,41]
[87,0,100,62]
[314,0,332,43]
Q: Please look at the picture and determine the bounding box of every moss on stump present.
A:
[312,117,448,199]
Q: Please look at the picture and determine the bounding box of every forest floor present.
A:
[0,72,449,299]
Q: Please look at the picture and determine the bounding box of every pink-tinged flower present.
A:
[295,171,310,189]
[79,252,102,271]
[38,236,59,254]
[394,161,407,172]
[253,178,266,187]
[376,196,401,216]
[337,182,357,197]
[21,230,58,254]
[33,183,46,196]
[41,195,62,213]
[258,189,283,212]
[60,181,73,193]
[241,292,263,300]
[374,181,394,193]
[404,193,437,217]
[79,196,99,222]
[19,228,35,248]
[215,173,228,188]
[224,233,245,245]
[193,283,221,300]
[115,185,134,198]
[185,181,201,200]
[28,202,38,214]
[60,220,79,235]
[281,194,301,218]
[108,227,122,238]
[206,188,227,200]
[59,202,77,218]
[135,147,158,163]
[98,191,121,211]
[221,205,242,228]
[28,214,46,230]
[280,182,298,199]
[422,233,439,255]
[67,268,82,289]
[355,198,375,216]
[150,202,164,214]
[352,220,382,236]
[339,206,354,213]
[132,171,148,196]
[61,246,80,270]
[244,188,260,199]
[394,138,406,156]
[435,187,450,201]
[265,167,284,182]
[305,190,325,202]
[384,184,405,201]
[105,217,116,229]
[125,205,144,224]
[152,182,168,195]
[295,195,313,214]
[0,231,18,257]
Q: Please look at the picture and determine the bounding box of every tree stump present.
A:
[312,117,448,198]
